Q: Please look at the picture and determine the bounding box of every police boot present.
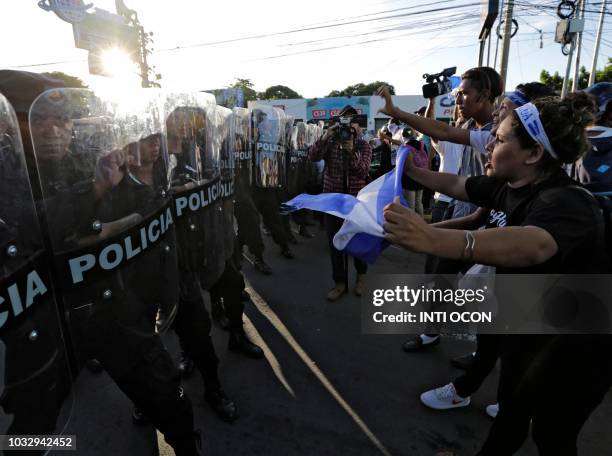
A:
[204,389,238,422]
[85,358,103,373]
[280,246,295,259]
[229,332,264,359]
[298,225,315,238]
[211,300,230,331]
[253,255,272,275]
[179,352,195,377]
[132,406,148,425]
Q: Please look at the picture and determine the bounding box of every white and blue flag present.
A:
[281,146,410,264]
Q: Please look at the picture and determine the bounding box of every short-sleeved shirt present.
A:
[469,130,494,156]
[433,140,462,202]
[465,168,610,274]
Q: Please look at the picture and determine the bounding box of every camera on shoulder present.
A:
[422,67,456,99]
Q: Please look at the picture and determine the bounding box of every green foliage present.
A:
[326,81,395,97]
[539,59,612,92]
[259,85,302,100]
[42,71,88,88]
[231,78,258,102]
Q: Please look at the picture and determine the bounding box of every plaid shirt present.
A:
[309,136,372,196]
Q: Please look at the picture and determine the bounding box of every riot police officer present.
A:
[0,70,201,455]
[165,103,238,422]
[232,108,274,274]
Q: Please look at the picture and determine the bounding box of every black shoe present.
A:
[402,335,440,352]
[451,352,477,370]
[298,225,315,238]
[132,406,148,425]
[280,247,295,259]
[85,358,103,373]
[253,256,272,275]
[205,389,238,422]
[229,332,264,359]
[211,303,230,331]
[179,352,195,377]
[241,290,250,301]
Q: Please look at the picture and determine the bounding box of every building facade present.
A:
[249,93,456,132]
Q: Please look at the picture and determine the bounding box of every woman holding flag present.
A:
[383,92,612,454]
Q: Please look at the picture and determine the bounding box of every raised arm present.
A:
[376,85,469,146]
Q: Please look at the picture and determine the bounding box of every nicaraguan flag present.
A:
[281,145,409,264]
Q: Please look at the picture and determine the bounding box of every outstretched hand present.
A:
[383,196,433,253]
[376,85,396,117]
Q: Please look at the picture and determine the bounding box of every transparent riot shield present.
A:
[288,122,310,198]
[162,92,225,289]
[0,93,73,442]
[251,105,286,188]
[232,107,252,193]
[29,88,179,381]
[215,106,236,260]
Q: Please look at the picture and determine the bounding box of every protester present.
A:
[379,66,504,352]
[384,92,612,455]
[573,82,612,192]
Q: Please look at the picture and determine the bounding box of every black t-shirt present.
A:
[465,168,610,274]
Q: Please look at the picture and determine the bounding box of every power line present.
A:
[155,2,481,52]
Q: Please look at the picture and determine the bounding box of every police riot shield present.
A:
[251,105,286,188]
[162,92,225,289]
[287,122,309,198]
[0,93,73,440]
[30,88,180,381]
[232,107,252,193]
[214,106,235,260]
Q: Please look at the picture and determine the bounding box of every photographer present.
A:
[309,106,372,301]
[383,92,612,455]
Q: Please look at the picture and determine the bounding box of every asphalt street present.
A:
[57,221,612,456]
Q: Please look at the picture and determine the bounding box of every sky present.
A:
[2,0,610,98]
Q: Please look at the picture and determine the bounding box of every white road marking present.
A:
[245,281,392,456]
[243,314,296,397]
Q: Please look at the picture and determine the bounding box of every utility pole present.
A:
[589,0,607,86]
[498,0,514,89]
[571,0,585,92]
[115,0,160,88]
[561,39,576,97]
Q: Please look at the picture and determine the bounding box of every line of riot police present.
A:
[0,70,323,455]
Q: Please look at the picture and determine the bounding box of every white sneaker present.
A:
[420,383,470,410]
[485,403,499,418]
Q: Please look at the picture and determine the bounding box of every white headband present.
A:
[514,102,558,160]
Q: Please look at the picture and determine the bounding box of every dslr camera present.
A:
[331,114,367,142]
[422,67,456,99]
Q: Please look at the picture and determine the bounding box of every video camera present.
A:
[330,114,367,142]
[422,67,456,99]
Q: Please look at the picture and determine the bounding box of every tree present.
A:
[231,78,258,103]
[42,71,88,88]
[326,81,395,97]
[259,85,302,100]
[539,58,611,92]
